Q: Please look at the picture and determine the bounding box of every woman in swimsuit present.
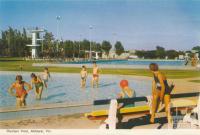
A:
[31,73,44,100]
[149,63,174,124]
[8,75,31,107]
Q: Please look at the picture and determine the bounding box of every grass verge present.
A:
[0,58,199,79]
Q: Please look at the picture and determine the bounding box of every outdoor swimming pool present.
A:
[0,71,151,120]
[66,59,186,66]
[0,72,151,108]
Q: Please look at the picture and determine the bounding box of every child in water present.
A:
[117,80,136,108]
[8,75,32,107]
[80,65,88,88]
[41,67,51,88]
[31,73,44,100]
[91,61,100,88]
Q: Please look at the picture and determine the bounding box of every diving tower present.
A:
[27,28,45,58]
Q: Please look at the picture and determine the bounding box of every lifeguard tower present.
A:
[27,28,45,58]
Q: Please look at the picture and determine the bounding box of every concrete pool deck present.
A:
[32,63,199,70]
[0,107,199,129]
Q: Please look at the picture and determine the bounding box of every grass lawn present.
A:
[189,80,200,83]
[0,57,200,79]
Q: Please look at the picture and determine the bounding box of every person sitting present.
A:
[117,80,136,124]
[117,79,136,108]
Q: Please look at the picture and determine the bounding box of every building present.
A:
[102,50,130,59]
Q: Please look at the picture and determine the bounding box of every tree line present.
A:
[0,27,199,59]
[135,46,200,59]
[0,27,125,58]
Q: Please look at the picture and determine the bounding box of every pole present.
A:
[56,16,61,53]
[89,25,93,60]
[79,34,82,59]
[56,19,58,52]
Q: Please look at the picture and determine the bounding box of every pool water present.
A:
[66,59,186,66]
[0,72,151,108]
[0,71,152,120]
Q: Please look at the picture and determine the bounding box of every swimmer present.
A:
[149,63,174,124]
[41,67,51,88]
[91,61,100,88]
[117,80,136,108]
[80,65,88,88]
[8,75,31,107]
[30,73,44,100]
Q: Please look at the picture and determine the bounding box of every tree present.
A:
[101,40,112,56]
[0,39,4,56]
[144,50,157,59]
[43,32,55,58]
[0,27,31,57]
[95,43,102,52]
[156,46,166,59]
[81,39,90,51]
[135,50,145,58]
[115,41,124,56]
[64,40,74,58]
[166,50,179,59]
[192,46,200,51]
[192,46,200,58]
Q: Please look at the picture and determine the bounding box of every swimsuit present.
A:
[153,74,172,95]
[81,76,86,80]
[13,82,27,98]
[35,82,43,89]
[33,78,43,89]
[43,79,48,84]
[122,91,136,108]
[42,73,50,83]
[93,74,99,78]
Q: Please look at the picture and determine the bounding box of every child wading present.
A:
[91,61,100,88]
[8,75,31,107]
[41,67,51,88]
[80,65,88,88]
[31,73,44,100]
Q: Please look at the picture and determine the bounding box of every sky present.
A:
[0,0,200,51]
